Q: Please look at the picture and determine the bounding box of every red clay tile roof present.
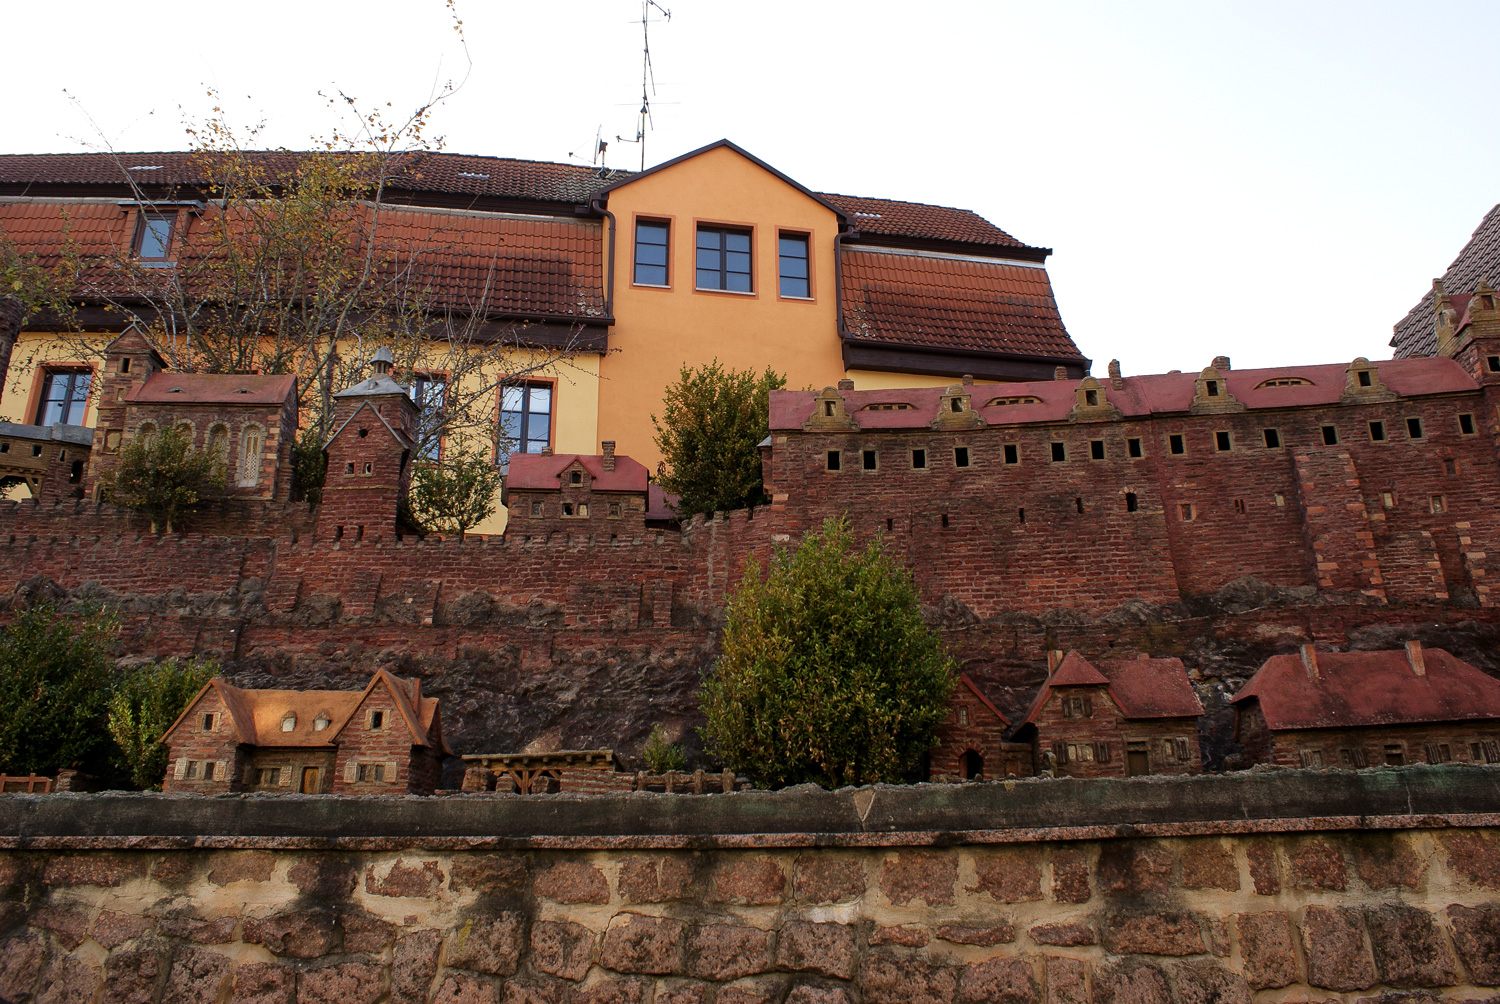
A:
[1392,204,1500,358]
[840,249,1080,361]
[129,372,295,406]
[769,356,1477,431]
[1232,645,1500,731]
[820,193,1032,249]
[1021,652,1201,726]
[506,452,650,493]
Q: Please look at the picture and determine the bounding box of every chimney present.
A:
[1299,644,1321,681]
[1404,639,1427,677]
[370,346,394,377]
[1053,366,1068,381]
[601,440,616,472]
[1212,355,1231,371]
[961,373,974,387]
[837,377,854,391]
[1107,359,1122,379]
[1046,649,1064,673]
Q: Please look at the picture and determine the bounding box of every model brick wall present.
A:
[1022,685,1201,779]
[1240,716,1500,770]
[161,689,243,794]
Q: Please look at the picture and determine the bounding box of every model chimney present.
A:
[602,440,616,472]
[1212,355,1231,371]
[837,378,854,391]
[1299,644,1321,681]
[1053,366,1068,381]
[1405,639,1427,677]
[370,347,394,377]
[1046,649,1064,673]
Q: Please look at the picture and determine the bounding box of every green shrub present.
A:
[107,657,219,790]
[642,724,687,773]
[290,428,328,507]
[108,426,227,532]
[0,604,118,778]
[700,516,955,788]
[409,453,502,538]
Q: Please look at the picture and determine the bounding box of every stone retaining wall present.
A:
[1,769,1499,1002]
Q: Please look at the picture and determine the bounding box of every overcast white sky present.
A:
[5,1,1498,376]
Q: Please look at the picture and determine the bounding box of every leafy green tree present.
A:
[107,657,219,790]
[652,361,785,517]
[409,452,503,539]
[0,604,118,777]
[107,426,228,533]
[700,517,956,788]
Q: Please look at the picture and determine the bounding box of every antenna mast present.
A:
[617,0,670,171]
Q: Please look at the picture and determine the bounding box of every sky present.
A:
[4,1,1499,377]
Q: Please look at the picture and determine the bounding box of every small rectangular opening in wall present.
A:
[1444,458,1458,476]
[1381,491,1395,509]
[911,448,926,469]
[1431,494,1446,514]
[1205,379,1219,397]
[1263,428,1281,448]
[1168,433,1185,455]
[1178,502,1195,522]
[1075,497,1084,514]
[826,450,841,472]
[1406,417,1424,439]
[823,400,836,417]
[1090,439,1105,460]
[1003,443,1019,465]
[1368,420,1386,442]
[1488,355,1500,373]
[886,518,893,532]
[1357,370,1373,387]
[530,501,542,517]
[363,462,373,475]
[862,449,877,471]
[1125,492,1138,512]
[1233,498,1246,514]
[954,446,970,468]
[1321,425,1339,445]
[941,513,950,528]
[1459,413,1476,435]
[1085,388,1099,406]
[1017,507,1025,524]
[1215,430,1232,452]
[1127,437,1143,458]
[1050,441,1067,462]
[345,462,355,474]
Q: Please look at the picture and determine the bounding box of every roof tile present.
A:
[1392,204,1500,358]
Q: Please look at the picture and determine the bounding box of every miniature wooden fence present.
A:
[0,774,52,794]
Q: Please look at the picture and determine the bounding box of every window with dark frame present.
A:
[1215,430,1232,451]
[826,450,841,472]
[911,448,926,469]
[1263,428,1281,448]
[1369,420,1386,442]
[1089,439,1105,460]
[1168,433,1185,455]
[1003,443,1019,465]
[408,374,446,461]
[1459,413,1476,435]
[1050,441,1067,462]
[954,446,970,468]
[1127,437,1143,458]
[1406,416,1424,439]
[633,219,670,285]
[133,210,175,261]
[499,382,552,462]
[696,225,752,292]
[862,449,877,471]
[1321,425,1339,445]
[777,232,810,298]
[35,369,91,426]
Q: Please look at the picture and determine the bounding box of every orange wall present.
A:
[599,146,845,469]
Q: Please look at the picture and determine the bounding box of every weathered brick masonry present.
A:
[1,769,1499,1002]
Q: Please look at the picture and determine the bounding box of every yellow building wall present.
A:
[600,146,846,471]
[1,330,110,427]
[843,369,966,392]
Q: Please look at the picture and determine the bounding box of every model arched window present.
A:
[207,424,230,462]
[136,422,158,445]
[238,424,264,487]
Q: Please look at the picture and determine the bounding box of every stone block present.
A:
[1044,956,1089,1004]
[41,852,147,888]
[654,981,713,1004]
[1234,912,1299,989]
[431,971,501,1004]
[296,961,387,1004]
[287,854,358,899]
[870,924,929,947]
[445,913,525,976]
[391,930,443,1001]
[1441,831,1500,890]
[958,957,1039,1004]
[1290,838,1348,891]
[1092,960,1171,1004]
[89,909,152,949]
[243,908,341,959]
[534,859,611,904]
[1050,848,1092,903]
[972,846,1044,902]
[618,854,695,903]
[1097,842,1172,896]
[532,920,597,981]
[449,853,529,895]
[689,922,773,981]
[342,908,399,953]
[1181,840,1239,891]
[936,921,1015,946]
[35,954,101,1004]
[1247,841,1281,895]
[1166,960,1250,1004]
[1447,903,1500,985]
[775,921,858,979]
[1101,911,1205,956]
[31,903,91,949]
[709,856,787,905]
[1302,906,1377,991]
[1364,904,1458,988]
[879,850,956,906]
[860,949,958,1004]
[164,947,232,1002]
[785,987,852,1004]
[572,977,650,1004]
[207,850,276,885]
[1351,834,1426,891]
[793,853,866,903]
[155,909,239,945]
[365,858,445,898]
[101,947,169,1004]
[1029,920,1095,946]
[600,913,688,975]
[228,962,296,1004]
[717,978,788,1004]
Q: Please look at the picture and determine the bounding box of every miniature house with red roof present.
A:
[1012,651,1204,778]
[503,440,650,534]
[161,670,450,795]
[317,349,419,543]
[1232,642,1500,769]
[930,674,1033,780]
[86,329,297,503]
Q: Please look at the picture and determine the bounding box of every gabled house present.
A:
[160,670,450,794]
[1013,651,1204,778]
[930,674,1032,780]
[1231,641,1500,769]
[502,440,650,534]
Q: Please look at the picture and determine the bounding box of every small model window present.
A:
[1459,413,1476,435]
[826,450,841,472]
[1168,433,1185,455]
[1127,437,1143,458]
[314,713,332,732]
[257,768,280,785]
[238,425,265,487]
[1089,440,1105,460]
[1368,420,1386,442]
[1405,417,1424,439]
[911,448,927,470]
[1003,443,1019,465]
[862,449,877,471]
[201,713,216,732]
[1321,425,1339,445]
[281,713,296,732]
[1263,428,1281,448]
[1050,442,1066,463]
[1215,430,1232,452]
[357,762,387,782]
[954,446,970,468]
[369,710,385,730]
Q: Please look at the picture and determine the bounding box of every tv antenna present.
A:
[615,0,670,171]
[568,125,609,170]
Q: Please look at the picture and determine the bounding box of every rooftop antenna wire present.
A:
[615,0,670,171]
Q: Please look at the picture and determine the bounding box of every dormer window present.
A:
[570,470,582,485]
[1357,370,1373,388]
[281,713,297,732]
[133,210,176,262]
[1205,380,1219,397]
[988,395,1042,407]
[1256,377,1311,389]
[314,713,332,732]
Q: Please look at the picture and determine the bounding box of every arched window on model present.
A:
[238,424,265,487]
[207,424,230,464]
[136,422,158,446]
